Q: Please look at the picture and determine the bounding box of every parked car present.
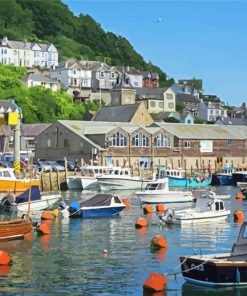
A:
[35,160,53,172]
[46,161,65,172]
[56,160,75,171]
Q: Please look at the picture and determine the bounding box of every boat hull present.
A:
[167,176,211,188]
[0,179,40,193]
[0,219,32,241]
[67,176,99,190]
[74,205,126,218]
[13,195,61,212]
[137,191,194,204]
[98,177,150,190]
[172,211,230,224]
[180,255,247,286]
[216,174,234,186]
[232,173,247,186]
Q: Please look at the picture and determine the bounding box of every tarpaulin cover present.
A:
[80,194,113,207]
[16,186,41,204]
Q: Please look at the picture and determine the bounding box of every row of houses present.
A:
[0,36,58,68]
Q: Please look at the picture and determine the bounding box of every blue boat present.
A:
[214,166,236,185]
[60,193,126,218]
[156,167,211,188]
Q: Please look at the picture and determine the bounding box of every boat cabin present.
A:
[195,197,226,213]
[157,168,184,179]
[217,167,236,174]
[229,222,247,261]
[144,178,169,191]
[81,165,109,177]
[104,167,131,177]
[0,168,17,179]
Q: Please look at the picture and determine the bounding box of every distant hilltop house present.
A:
[199,101,228,122]
[178,79,203,99]
[142,71,159,88]
[227,103,247,119]
[0,36,58,68]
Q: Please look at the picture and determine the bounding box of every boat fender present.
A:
[69,201,80,211]
[236,267,240,283]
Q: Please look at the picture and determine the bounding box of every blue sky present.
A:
[63,0,247,106]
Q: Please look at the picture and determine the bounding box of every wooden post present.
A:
[41,171,44,192]
[64,157,68,180]
[57,171,60,190]
[49,171,52,191]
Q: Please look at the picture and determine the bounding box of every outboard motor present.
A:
[0,194,15,212]
[159,208,175,224]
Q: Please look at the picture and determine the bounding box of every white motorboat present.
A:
[66,165,109,190]
[97,167,152,190]
[135,178,195,204]
[159,195,230,225]
[0,185,61,212]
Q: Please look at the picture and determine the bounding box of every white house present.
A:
[21,73,60,91]
[199,101,228,122]
[0,36,58,68]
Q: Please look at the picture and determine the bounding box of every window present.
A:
[154,134,170,147]
[158,102,164,109]
[227,139,233,147]
[184,141,191,148]
[168,103,174,109]
[150,101,156,108]
[166,94,173,100]
[107,132,127,147]
[132,133,149,147]
[221,111,224,116]
[99,71,104,77]
[64,139,68,147]
[111,72,115,78]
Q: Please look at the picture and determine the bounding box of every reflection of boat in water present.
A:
[180,221,247,287]
[135,178,195,204]
[160,196,230,225]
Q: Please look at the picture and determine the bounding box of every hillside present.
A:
[0,0,173,86]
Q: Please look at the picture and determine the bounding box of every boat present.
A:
[180,221,247,287]
[159,194,230,225]
[232,165,247,185]
[199,190,231,200]
[0,218,33,241]
[240,186,247,198]
[59,193,126,218]
[0,168,40,192]
[156,166,211,188]
[0,185,61,212]
[97,167,152,190]
[135,178,195,204]
[66,165,108,190]
[212,166,236,186]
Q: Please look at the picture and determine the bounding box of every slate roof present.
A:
[0,100,21,113]
[152,122,247,140]
[215,118,247,126]
[116,67,142,75]
[21,124,51,136]
[93,105,139,122]
[21,73,58,83]
[176,93,201,104]
[136,87,169,100]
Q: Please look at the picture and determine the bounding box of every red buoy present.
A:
[143,272,167,292]
[135,217,148,228]
[0,250,11,265]
[150,235,167,249]
[41,211,52,220]
[37,223,51,235]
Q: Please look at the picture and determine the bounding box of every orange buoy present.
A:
[236,192,244,200]
[37,223,51,235]
[41,211,52,220]
[156,204,165,212]
[234,210,244,222]
[150,235,167,249]
[135,217,148,228]
[143,205,153,214]
[143,272,167,292]
[122,198,131,207]
[0,250,11,265]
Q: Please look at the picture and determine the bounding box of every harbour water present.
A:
[0,186,246,296]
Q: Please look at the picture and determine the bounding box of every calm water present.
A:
[0,186,246,296]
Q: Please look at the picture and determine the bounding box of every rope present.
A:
[164,257,209,278]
